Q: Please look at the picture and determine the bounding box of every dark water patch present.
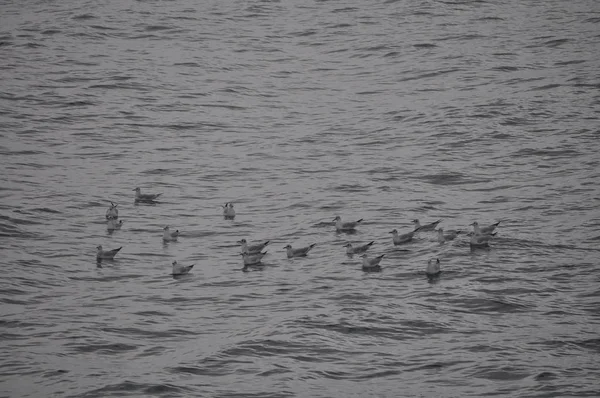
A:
[399,68,462,82]
[42,29,61,35]
[68,275,145,283]
[491,66,519,72]
[529,83,562,91]
[555,59,586,66]
[101,326,197,339]
[77,381,194,397]
[418,172,478,186]
[534,371,558,381]
[471,365,529,381]
[542,38,570,48]
[72,13,97,21]
[413,43,437,48]
[513,147,580,158]
[173,62,201,67]
[584,17,600,23]
[68,342,139,355]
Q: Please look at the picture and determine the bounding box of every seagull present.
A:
[343,241,374,255]
[437,228,461,243]
[172,260,194,275]
[96,245,122,260]
[222,202,236,218]
[390,229,414,245]
[412,219,441,232]
[107,219,123,231]
[334,216,363,232]
[105,202,118,220]
[237,239,269,254]
[133,187,162,203]
[361,253,384,271]
[471,221,500,235]
[426,258,441,275]
[470,231,496,247]
[162,226,180,242]
[284,243,316,258]
[241,251,267,266]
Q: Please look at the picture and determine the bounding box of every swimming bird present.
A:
[222,202,236,218]
[469,231,496,247]
[133,187,162,203]
[105,202,118,220]
[471,221,500,235]
[96,245,122,260]
[172,260,194,275]
[238,238,269,254]
[361,253,384,271]
[390,229,414,245]
[334,216,363,232]
[162,226,180,242]
[284,243,316,258]
[426,258,441,275]
[107,219,123,231]
[412,219,441,232]
[241,251,267,266]
[343,241,374,255]
[436,228,461,243]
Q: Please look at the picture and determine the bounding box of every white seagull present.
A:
[105,202,118,220]
[437,228,461,243]
[334,216,363,232]
[426,258,441,275]
[471,221,500,235]
[361,253,384,271]
[343,241,374,255]
[284,243,316,258]
[162,226,180,242]
[238,239,270,254]
[133,187,162,202]
[241,251,267,266]
[412,219,441,232]
[222,202,236,218]
[172,260,194,275]
[470,232,496,247]
[96,245,122,260]
[390,229,414,245]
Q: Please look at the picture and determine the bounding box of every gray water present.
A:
[1,0,600,397]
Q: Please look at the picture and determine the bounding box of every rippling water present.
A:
[1,0,600,396]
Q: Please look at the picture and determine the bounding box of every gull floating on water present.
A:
[163,226,180,242]
[412,219,441,232]
[133,187,162,203]
[105,202,118,220]
[361,253,384,271]
[107,219,123,231]
[238,238,269,254]
[471,221,500,235]
[334,216,363,232]
[222,202,236,218]
[437,228,461,243]
[96,245,122,260]
[241,251,267,266]
[426,258,441,275]
[284,243,316,258]
[343,241,374,255]
[390,229,414,245]
[469,232,496,247]
[172,260,194,275]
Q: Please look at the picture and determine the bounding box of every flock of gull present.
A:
[97,188,501,276]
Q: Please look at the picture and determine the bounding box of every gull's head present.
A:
[437,228,444,233]
[110,202,117,208]
[360,253,368,258]
[343,243,352,247]
[333,216,341,221]
[238,239,247,244]
[412,219,419,224]
[172,261,178,266]
[164,226,169,231]
[133,187,140,192]
[284,244,292,249]
[228,203,234,208]
[96,245,102,250]
[470,222,479,226]
[389,229,397,234]
[428,258,440,265]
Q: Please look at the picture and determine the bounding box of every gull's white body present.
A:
[471,221,500,235]
[413,219,441,232]
[361,253,384,270]
[172,261,194,275]
[134,187,162,202]
[344,241,374,255]
[426,258,441,275]
[470,232,495,247]
[284,243,316,258]
[242,251,267,265]
[163,226,180,242]
[105,202,118,220]
[96,245,122,260]
[107,219,123,231]
[437,228,461,243]
[390,229,414,245]
[334,216,363,231]
[238,239,269,254]
[222,203,236,218]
